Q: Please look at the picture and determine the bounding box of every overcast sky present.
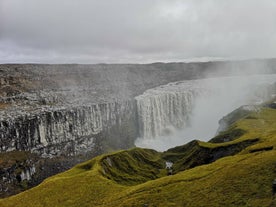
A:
[0,0,276,63]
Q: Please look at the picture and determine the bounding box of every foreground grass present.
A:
[0,106,275,207]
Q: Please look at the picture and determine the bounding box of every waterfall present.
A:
[135,81,207,139]
[0,74,275,154]
[135,74,276,151]
[136,89,197,139]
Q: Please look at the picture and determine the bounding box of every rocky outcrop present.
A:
[0,151,38,197]
[215,105,260,135]
[0,99,138,198]
[0,100,138,157]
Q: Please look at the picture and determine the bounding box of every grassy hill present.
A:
[0,104,275,207]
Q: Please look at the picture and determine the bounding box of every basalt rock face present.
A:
[0,65,146,197]
[0,100,138,198]
[0,101,138,157]
[0,151,88,198]
[0,62,221,157]
[0,59,276,197]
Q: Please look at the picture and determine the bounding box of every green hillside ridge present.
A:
[0,104,276,207]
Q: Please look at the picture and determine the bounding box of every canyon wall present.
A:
[0,100,138,156]
[0,59,276,197]
[135,75,276,151]
[0,100,138,198]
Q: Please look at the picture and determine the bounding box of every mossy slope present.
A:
[100,148,165,185]
[0,106,276,207]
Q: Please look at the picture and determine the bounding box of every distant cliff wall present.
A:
[135,75,276,151]
[0,59,276,197]
[0,100,138,157]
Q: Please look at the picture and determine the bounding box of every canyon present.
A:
[0,59,276,197]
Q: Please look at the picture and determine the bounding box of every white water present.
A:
[135,74,276,151]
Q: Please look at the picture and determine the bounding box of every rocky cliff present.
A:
[0,101,137,156]
[0,59,276,197]
[1,103,275,207]
[135,75,276,150]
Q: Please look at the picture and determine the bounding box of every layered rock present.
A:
[0,99,138,198]
[0,60,276,197]
[0,100,137,157]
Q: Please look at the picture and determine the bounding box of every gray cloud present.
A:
[0,0,276,63]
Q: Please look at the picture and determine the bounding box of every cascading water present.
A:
[135,82,207,139]
[135,74,276,151]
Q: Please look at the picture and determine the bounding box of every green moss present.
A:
[100,148,165,185]
[0,151,37,168]
[0,107,276,207]
[19,180,29,190]
[209,128,246,143]
[162,138,258,174]
[76,159,96,171]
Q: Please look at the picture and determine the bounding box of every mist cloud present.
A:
[135,74,276,151]
[1,0,276,63]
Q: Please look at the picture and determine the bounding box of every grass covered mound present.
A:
[0,105,276,207]
[100,148,165,185]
